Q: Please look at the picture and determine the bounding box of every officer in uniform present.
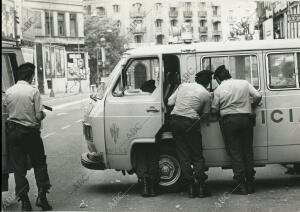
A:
[211,65,262,194]
[4,63,52,211]
[168,70,213,198]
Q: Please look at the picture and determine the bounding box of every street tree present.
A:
[84,15,127,85]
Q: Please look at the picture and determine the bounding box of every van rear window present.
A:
[268,52,299,89]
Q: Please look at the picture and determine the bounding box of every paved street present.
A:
[2,93,300,212]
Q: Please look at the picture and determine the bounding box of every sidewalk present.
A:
[41,91,88,102]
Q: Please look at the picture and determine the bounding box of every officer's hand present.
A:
[42,111,47,119]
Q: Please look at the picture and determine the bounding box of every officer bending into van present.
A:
[3,63,52,211]
[211,65,262,195]
[168,70,213,198]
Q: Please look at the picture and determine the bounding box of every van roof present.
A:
[126,39,300,56]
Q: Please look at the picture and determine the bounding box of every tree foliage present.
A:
[84,15,127,84]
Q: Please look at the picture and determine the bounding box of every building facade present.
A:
[256,1,300,40]
[17,0,89,94]
[83,0,257,47]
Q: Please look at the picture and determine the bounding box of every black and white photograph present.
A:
[1,0,300,211]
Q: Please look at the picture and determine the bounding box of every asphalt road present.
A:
[2,94,300,212]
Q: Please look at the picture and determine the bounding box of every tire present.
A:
[158,144,183,192]
[294,164,300,175]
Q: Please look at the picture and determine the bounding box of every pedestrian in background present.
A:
[3,63,52,211]
[211,65,262,195]
[168,70,213,198]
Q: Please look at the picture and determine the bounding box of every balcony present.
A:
[132,26,146,34]
[212,30,222,36]
[155,26,163,35]
[198,11,207,20]
[212,15,221,23]
[130,10,146,19]
[183,10,193,19]
[198,26,208,34]
[169,10,178,18]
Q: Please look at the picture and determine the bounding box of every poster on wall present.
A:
[55,48,65,77]
[67,52,86,80]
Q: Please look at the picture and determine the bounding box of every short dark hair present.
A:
[195,70,213,87]
[213,65,231,81]
[18,63,35,81]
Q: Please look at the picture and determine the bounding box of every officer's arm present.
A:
[249,84,262,108]
[201,95,211,126]
[210,90,220,115]
[167,87,179,106]
[34,90,46,121]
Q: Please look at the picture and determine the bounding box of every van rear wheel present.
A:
[158,144,183,192]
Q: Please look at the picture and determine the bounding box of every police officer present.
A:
[168,70,213,198]
[4,63,52,211]
[134,144,159,197]
[211,65,262,194]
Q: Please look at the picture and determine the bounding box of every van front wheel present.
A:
[158,145,183,192]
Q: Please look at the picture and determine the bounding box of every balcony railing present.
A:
[169,10,178,18]
[212,15,221,23]
[183,10,193,19]
[212,30,222,36]
[130,11,146,19]
[132,26,146,34]
[198,11,207,19]
[198,26,208,33]
[155,26,163,35]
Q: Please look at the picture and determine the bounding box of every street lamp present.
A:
[78,40,82,93]
[48,10,55,97]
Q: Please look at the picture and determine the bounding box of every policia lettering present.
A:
[261,109,299,124]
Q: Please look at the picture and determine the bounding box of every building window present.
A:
[57,13,65,36]
[134,35,142,43]
[213,35,221,42]
[200,20,206,27]
[133,3,142,12]
[84,5,91,15]
[45,11,54,36]
[115,20,121,28]
[156,19,162,27]
[155,3,162,10]
[212,6,219,16]
[113,4,120,13]
[170,19,177,27]
[213,23,219,31]
[200,35,207,42]
[96,7,106,16]
[170,7,176,12]
[156,35,163,44]
[70,13,77,37]
[184,2,192,9]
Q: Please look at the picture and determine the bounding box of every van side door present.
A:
[198,52,268,165]
[104,56,162,170]
[265,50,300,163]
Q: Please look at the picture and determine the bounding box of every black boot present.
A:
[246,179,255,194]
[188,183,196,198]
[19,194,32,211]
[148,179,157,197]
[141,177,150,197]
[232,179,247,195]
[36,188,52,211]
[198,182,211,198]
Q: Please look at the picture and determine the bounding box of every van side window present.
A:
[123,58,159,95]
[268,53,297,89]
[2,54,15,92]
[202,55,259,89]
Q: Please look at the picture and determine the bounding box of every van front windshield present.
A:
[96,56,128,99]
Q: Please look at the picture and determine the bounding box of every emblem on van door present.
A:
[110,123,119,144]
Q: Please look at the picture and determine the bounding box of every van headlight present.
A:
[83,122,93,141]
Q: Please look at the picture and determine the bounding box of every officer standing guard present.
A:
[211,65,262,194]
[168,70,213,198]
[4,63,52,211]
